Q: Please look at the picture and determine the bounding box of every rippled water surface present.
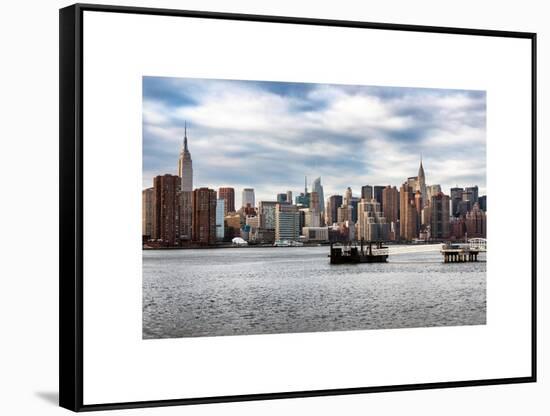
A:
[143,246,486,339]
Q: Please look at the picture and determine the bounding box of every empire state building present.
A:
[178,122,193,191]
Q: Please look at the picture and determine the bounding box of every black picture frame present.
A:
[59,3,537,412]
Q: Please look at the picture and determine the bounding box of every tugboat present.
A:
[329,240,389,264]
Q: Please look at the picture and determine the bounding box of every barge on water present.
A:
[329,240,389,264]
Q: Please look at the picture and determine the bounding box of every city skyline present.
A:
[143,77,486,207]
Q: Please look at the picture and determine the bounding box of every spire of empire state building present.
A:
[178,121,193,192]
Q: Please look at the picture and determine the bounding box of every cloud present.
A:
[143,76,486,206]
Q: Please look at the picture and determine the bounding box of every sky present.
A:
[143,76,486,208]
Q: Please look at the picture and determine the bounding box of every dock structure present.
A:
[330,240,388,264]
[441,239,486,263]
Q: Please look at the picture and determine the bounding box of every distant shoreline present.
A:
[142,241,449,251]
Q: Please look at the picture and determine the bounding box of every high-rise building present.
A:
[152,174,181,246]
[382,185,399,224]
[337,205,353,223]
[344,187,353,206]
[142,187,154,239]
[350,196,360,223]
[361,185,373,200]
[310,191,320,212]
[465,186,479,204]
[241,188,255,209]
[276,193,287,203]
[192,187,217,245]
[312,177,325,214]
[356,199,389,241]
[275,203,300,241]
[215,199,225,240]
[286,190,293,204]
[450,187,464,217]
[414,191,423,218]
[478,195,487,212]
[373,186,385,211]
[417,158,427,208]
[426,184,441,203]
[302,208,321,228]
[327,195,342,225]
[258,201,277,229]
[430,192,450,240]
[399,182,418,241]
[218,187,235,214]
[465,202,486,238]
[224,213,242,240]
[179,191,193,240]
[177,122,193,192]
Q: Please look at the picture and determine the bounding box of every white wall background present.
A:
[0,0,546,414]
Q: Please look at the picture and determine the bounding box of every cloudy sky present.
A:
[143,76,486,207]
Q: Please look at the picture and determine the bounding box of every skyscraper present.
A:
[327,195,342,225]
[192,187,217,245]
[417,157,427,208]
[258,201,277,229]
[275,203,300,241]
[465,202,486,238]
[430,192,450,239]
[450,187,464,217]
[356,199,389,241]
[382,185,399,224]
[218,187,235,214]
[142,187,154,239]
[177,122,193,192]
[399,182,418,241]
[241,188,255,209]
[478,195,487,212]
[152,174,181,246]
[286,190,293,204]
[216,199,225,240]
[373,186,385,211]
[276,193,287,203]
[361,185,373,200]
[312,177,325,214]
[344,187,353,206]
[465,186,479,204]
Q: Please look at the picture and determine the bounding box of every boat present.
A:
[329,240,389,264]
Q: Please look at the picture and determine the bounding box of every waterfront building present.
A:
[450,216,466,240]
[275,203,300,241]
[152,174,181,246]
[382,185,399,224]
[177,122,193,192]
[327,195,343,225]
[192,187,217,245]
[465,202,486,238]
[245,215,260,229]
[218,187,235,214]
[224,213,242,240]
[361,185,373,200]
[142,187,154,239]
[215,199,225,240]
[312,177,325,214]
[258,201,277,230]
[399,182,418,241]
[241,188,255,209]
[179,191,193,241]
[302,227,329,242]
[356,199,389,241]
[430,192,450,240]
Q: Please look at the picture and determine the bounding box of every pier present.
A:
[441,238,487,263]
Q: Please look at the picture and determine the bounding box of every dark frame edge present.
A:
[59,3,537,412]
[59,4,84,412]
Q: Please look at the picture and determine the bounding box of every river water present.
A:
[143,246,486,339]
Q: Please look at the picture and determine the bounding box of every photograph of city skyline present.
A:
[142,76,487,339]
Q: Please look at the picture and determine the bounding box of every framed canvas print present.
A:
[59,3,537,411]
